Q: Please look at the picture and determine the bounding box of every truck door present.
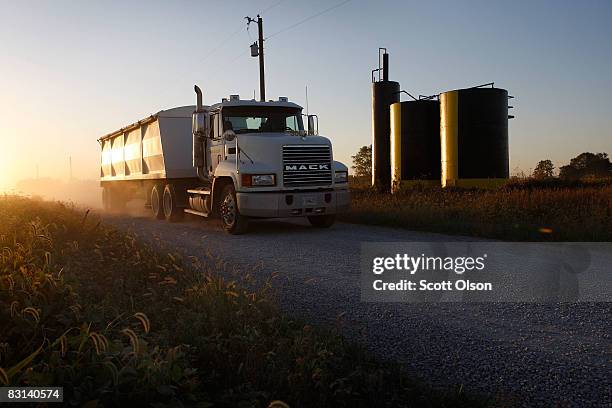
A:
[208,112,224,175]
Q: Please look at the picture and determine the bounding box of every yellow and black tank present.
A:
[440,86,509,188]
[390,99,441,191]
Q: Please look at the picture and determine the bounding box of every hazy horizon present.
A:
[1,0,611,190]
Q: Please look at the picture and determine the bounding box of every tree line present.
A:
[351,145,611,181]
[533,152,612,180]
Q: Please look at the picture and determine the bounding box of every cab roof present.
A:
[209,99,302,111]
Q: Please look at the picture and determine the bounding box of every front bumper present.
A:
[236,189,350,218]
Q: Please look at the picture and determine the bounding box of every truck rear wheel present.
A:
[308,214,336,228]
[219,184,248,234]
[151,184,165,220]
[163,184,184,222]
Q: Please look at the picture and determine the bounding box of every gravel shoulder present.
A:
[106,213,611,407]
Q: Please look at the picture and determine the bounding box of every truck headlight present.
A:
[334,171,348,184]
[242,174,276,187]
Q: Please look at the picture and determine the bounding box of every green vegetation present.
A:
[533,152,612,180]
[351,145,372,178]
[346,147,611,241]
[532,160,555,179]
[342,178,612,241]
[558,152,612,180]
[0,196,482,407]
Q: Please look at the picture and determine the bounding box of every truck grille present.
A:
[282,145,333,187]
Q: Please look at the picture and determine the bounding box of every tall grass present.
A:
[342,179,612,241]
[0,196,483,407]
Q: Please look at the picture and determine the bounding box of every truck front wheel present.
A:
[308,214,336,228]
[219,184,249,234]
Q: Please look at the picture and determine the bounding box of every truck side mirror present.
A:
[192,112,209,136]
[307,115,318,135]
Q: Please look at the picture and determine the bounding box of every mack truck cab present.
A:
[185,86,350,233]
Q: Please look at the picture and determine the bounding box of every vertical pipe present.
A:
[194,85,203,111]
[382,52,389,81]
[440,91,459,187]
[193,85,208,181]
[390,102,402,193]
[257,15,265,102]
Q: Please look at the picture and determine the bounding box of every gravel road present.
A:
[107,214,611,407]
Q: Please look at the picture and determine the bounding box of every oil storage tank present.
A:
[390,99,441,191]
[440,85,509,188]
[371,49,400,191]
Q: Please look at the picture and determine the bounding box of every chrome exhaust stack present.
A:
[192,85,209,181]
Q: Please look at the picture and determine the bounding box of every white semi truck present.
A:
[98,86,350,234]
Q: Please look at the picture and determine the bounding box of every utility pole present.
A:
[246,15,265,101]
[257,16,265,101]
[69,156,73,181]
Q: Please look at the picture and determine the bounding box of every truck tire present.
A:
[151,184,165,220]
[163,184,184,222]
[308,214,336,228]
[219,184,249,234]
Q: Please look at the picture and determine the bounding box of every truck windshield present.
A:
[223,106,304,134]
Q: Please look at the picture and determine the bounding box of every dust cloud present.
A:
[12,178,102,209]
[11,178,155,218]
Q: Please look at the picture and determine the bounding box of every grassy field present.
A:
[341,178,612,241]
[0,195,483,407]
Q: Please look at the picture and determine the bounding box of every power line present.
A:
[208,48,250,77]
[197,25,245,64]
[158,1,291,101]
[247,22,254,40]
[261,0,286,14]
[226,49,250,66]
[197,0,285,66]
[265,0,353,40]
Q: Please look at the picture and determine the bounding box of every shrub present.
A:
[0,196,483,407]
[342,181,612,241]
